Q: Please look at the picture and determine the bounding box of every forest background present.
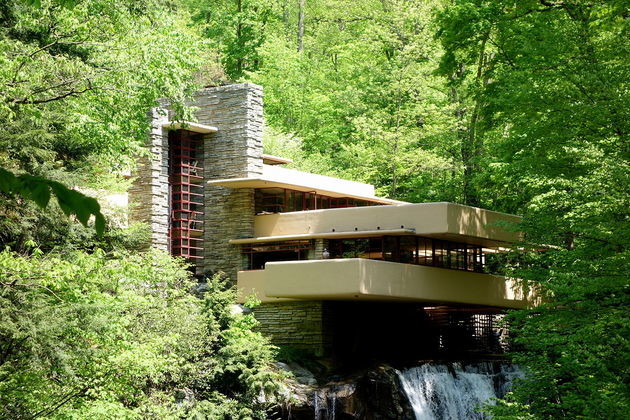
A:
[0,0,627,418]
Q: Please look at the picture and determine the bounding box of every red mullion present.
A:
[172,245,204,251]
[171,173,203,180]
[171,183,203,192]
[174,145,201,152]
[172,192,203,203]
[169,129,204,267]
[172,209,203,215]
[173,154,199,160]
[175,163,204,170]
[172,197,203,204]
[171,228,203,234]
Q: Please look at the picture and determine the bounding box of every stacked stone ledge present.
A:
[129,106,170,251]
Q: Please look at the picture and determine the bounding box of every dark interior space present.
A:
[324,301,507,366]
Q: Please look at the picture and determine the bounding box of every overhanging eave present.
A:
[207,177,404,205]
[162,121,218,133]
[229,228,417,244]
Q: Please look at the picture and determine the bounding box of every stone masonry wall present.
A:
[196,84,264,280]
[128,84,263,277]
[129,84,333,355]
[128,106,170,250]
[253,301,333,356]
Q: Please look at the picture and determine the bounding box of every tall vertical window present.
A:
[169,130,204,266]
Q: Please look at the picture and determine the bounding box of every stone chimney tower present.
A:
[129,83,264,280]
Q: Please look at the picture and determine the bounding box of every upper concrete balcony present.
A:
[240,202,520,247]
[208,164,403,205]
[237,259,532,309]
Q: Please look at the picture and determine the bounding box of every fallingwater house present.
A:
[129,83,531,361]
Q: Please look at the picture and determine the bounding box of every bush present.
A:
[0,249,281,419]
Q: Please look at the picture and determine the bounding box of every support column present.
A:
[196,83,264,280]
[128,106,170,250]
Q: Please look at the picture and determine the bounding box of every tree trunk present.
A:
[461,33,491,207]
[297,0,305,52]
[236,0,243,75]
[282,0,291,36]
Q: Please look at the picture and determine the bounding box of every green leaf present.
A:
[94,213,106,236]
[29,181,51,208]
[0,168,18,193]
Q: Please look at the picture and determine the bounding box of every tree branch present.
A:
[13,85,99,105]
[29,386,89,419]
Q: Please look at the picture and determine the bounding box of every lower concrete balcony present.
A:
[237,259,532,309]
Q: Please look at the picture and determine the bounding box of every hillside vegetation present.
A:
[0,0,627,418]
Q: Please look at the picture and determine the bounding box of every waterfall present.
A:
[313,391,321,420]
[396,363,522,420]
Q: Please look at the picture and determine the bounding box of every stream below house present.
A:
[279,361,523,419]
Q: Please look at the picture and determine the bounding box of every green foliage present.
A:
[240,0,474,202]
[2,0,627,418]
[436,0,629,418]
[276,346,325,376]
[0,0,206,243]
[205,0,629,416]
[0,167,106,235]
[0,250,281,419]
[188,0,281,79]
[0,4,283,417]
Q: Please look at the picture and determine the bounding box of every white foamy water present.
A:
[396,363,522,420]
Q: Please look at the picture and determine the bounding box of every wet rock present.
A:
[279,365,413,419]
[275,361,319,386]
[288,362,319,386]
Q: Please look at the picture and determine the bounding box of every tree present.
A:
[297,0,305,52]
[0,0,204,249]
[248,0,467,202]
[1,3,284,418]
[436,1,629,417]
[188,0,281,79]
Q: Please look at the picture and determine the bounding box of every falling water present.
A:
[396,362,522,420]
[329,394,336,420]
[313,391,321,420]
[312,385,346,420]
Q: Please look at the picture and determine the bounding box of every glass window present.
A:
[255,188,286,213]
[399,236,417,264]
[355,239,370,258]
[366,237,383,260]
[293,191,304,211]
[467,246,483,272]
[329,239,344,258]
[305,193,316,210]
[383,236,399,262]
[433,240,445,267]
[418,237,432,266]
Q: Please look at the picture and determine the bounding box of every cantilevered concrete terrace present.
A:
[207,164,404,205]
[237,202,521,247]
[238,259,530,309]
[234,202,531,309]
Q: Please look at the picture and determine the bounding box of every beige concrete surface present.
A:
[207,164,404,205]
[237,269,297,303]
[229,228,416,244]
[162,121,218,133]
[261,154,293,165]
[252,202,520,247]
[237,258,533,309]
